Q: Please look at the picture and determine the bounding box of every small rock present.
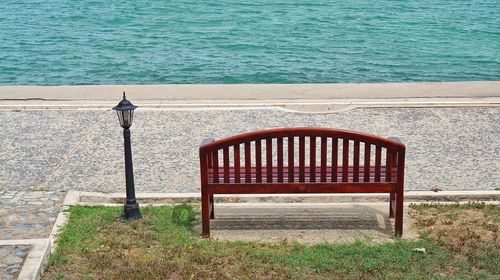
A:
[0,247,13,257]
[412,247,426,254]
[15,250,27,257]
[7,267,19,274]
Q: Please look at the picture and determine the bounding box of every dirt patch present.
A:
[410,203,499,252]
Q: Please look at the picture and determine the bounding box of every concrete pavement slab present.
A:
[200,203,418,244]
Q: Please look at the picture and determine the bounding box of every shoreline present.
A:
[1,81,499,112]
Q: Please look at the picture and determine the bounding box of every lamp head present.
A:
[112,92,137,128]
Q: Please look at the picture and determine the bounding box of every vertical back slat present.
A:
[212,150,219,183]
[386,148,392,182]
[266,138,273,183]
[364,143,371,182]
[375,146,382,182]
[207,152,213,168]
[332,138,338,182]
[299,136,305,182]
[320,137,327,182]
[223,147,230,183]
[234,144,241,183]
[245,142,251,183]
[310,136,316,182]
[353,141,360,182]
[256,140,262,183]
[342,139,349,182]
[391,149,398,180]
[277,138,284,183]
[288,137,294,183]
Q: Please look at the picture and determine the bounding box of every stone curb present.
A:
[1,98,498,113]
[73,190,500,205]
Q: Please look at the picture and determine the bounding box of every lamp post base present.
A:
[124,202,142,220]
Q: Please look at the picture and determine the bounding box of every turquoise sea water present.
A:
[1,0,499,85]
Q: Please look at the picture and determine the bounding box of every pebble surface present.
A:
[0,191,65,240]
[0,245,31,280]
[0,107,498,193]
[0,191,64,279]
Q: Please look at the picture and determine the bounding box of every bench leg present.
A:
[202,191,211,237]
[395,191,404,237]
[389,193,395,218]
[210,194,215,219]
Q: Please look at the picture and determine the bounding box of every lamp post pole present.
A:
[113,92,141,220]
[123,127,141,220]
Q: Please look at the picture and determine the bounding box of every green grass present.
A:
[43,204,499,280]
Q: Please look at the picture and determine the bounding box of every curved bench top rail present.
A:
[200,128,405,152]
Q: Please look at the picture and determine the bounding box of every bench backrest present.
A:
[200,128,405,184]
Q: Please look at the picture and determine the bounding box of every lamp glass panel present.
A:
[116,111,125,127]
[129,110,134,126]
[123,110,132,127]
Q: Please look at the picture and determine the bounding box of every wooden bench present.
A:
[199,128,406,237]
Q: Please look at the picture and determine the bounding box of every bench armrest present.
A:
[388,136,402,144]
[200,137,215,147]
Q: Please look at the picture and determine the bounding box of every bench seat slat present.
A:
[210,183,396,194]
[208,166,397,184]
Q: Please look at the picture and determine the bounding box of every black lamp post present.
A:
[113,92,141,220]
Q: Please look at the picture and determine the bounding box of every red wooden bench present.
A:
[199,128,406,237]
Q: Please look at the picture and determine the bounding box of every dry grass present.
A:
[409,202,499,276]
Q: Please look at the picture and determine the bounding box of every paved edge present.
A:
[1,82,499,112]
[74,190,500,204]
[1,98,499,113]
[2,82,500,100]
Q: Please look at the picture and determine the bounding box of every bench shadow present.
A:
[211,205,394,236]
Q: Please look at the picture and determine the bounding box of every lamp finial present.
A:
[123,91,126,100]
